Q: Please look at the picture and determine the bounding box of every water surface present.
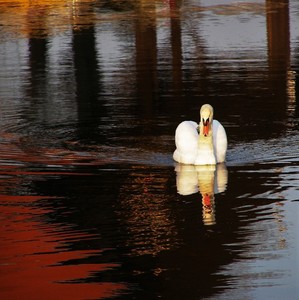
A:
[0,0,299,299]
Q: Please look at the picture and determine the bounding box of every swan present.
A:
[173,104,227,165]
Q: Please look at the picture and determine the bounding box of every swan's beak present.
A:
[203,119,209,136]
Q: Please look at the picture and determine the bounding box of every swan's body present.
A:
[173,104,227,165]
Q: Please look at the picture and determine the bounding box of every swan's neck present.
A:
[197,123,216,164]
[198,122,214,150]
[198,133,214,150]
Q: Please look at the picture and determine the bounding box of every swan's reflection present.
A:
[175,164,228,225]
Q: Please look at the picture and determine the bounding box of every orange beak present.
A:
[203,119,209,136]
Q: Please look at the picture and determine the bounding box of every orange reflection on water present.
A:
[0,194,126,299]
[0,0,97,38]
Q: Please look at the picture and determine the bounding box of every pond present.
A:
[0,0,299,299]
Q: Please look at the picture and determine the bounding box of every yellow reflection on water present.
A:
[175,164,228,226]
[0,0,98,38]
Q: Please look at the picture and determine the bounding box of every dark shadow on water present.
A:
[73,26,106,144]
[25,159,286,299]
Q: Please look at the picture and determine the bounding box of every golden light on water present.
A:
[0,0,98,38]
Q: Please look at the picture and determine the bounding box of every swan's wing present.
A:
[175,121,198,151]
[213,120,227,163]
[173,121,198,164]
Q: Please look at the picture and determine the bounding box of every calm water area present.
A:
[0,0,299,299]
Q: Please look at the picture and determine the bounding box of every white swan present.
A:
[173,104,227,165]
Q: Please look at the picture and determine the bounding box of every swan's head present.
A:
[200,104,214,137]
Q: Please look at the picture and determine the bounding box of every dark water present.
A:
[0,0,299,299]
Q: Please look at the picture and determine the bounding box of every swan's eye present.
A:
[202,117,209,126]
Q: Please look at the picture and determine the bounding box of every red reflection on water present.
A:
[0,195,126,300]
